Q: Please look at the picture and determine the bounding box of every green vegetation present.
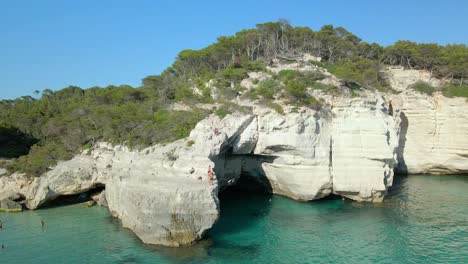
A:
[260,100,284,114]
[254,79,281,99]
[143,21,465,102]
[442,84,468,98]
[186,140,195,147]
[0,86,209,176]
[214,101,253,119]
[410,81,436,95]
[1,20,467,177]
[333,57,381,88]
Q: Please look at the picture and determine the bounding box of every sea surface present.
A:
[0,175,467,264]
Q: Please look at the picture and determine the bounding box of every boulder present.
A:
[91,191,108,207]
[0,198,22,212]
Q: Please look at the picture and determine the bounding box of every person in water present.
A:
[0,219,3,229]
[41,220,45,227]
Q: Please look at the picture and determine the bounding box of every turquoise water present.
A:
[1,175,467,263]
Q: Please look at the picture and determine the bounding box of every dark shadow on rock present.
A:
[395,111,409,175]
[0,126,38,158]
[40,184,105,209]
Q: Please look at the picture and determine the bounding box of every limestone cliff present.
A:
[0,66,466,247]
[0,94,399,246]
[391,92,468,174]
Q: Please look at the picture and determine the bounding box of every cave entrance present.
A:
[220,173,272,197]
[211,174,273,239]
[40,184,105,208]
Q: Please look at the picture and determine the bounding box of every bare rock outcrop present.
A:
[0,95,401,246]
[391,91,468,174]
[383,66,443,91]
[331,97,398,202]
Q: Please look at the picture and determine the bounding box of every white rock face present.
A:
[240,72,272,90]
[252,110,333,200]
[0,173,37,201]
[383,66,443,91]
[391,92,468,174]
[26,154,107,209]
[91,191,107,207]
[302,53,322,62]
[331,98,398,202]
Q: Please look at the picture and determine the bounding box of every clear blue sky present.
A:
[1,0,467,99]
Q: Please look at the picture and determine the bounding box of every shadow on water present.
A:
[212,174,273,235]
[387,174,408,198]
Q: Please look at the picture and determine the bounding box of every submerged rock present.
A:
[83,200,96,207]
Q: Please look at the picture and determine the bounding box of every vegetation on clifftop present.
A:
[1,20,467,177]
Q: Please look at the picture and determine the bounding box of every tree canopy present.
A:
[1,20,467,177]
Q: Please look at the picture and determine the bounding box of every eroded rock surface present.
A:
[383,66,443,91]
[331,97,397,202]
[392,92,468,174]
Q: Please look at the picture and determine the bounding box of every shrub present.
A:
[302,95,323,111]
[410,81,435,95]
[215,101,253,119]
[174,84,195,102]
[285,80,308,99]
[220,67,248,83]
[334,57,380,88]
[186,140,195,147]
[277,70,323,89]
[284,80,322,110]
[11,142,74,177]
[256,80,280,99]
[243,60,267,72]
[263,101,284,114]
[214,107,230,119]
[442,84,468,98]
[278,70,298,80]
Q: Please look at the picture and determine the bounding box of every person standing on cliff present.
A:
[208,165,216,184]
